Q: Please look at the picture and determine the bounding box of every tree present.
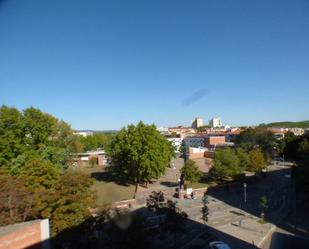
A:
[0,106,77,171]
[210,148,243,179]
[248,148,266,172]
[0,106,25,167]
[201,192,209,224]
[19,158,61,190]
[179,144,186,156]
[180,159,202,186]
[108,121,174,195]
[294,137,309,192]
[39,172,95,236]
[146,191,166,227]
[0,169,36,225]
[146,191,165,213]
[22,107,57,149]
[236,128,276,156]
[259,195,268,222]
[77,132,112,151]
[236,149,251,170]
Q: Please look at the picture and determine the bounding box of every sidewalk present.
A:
[215,217,276,248]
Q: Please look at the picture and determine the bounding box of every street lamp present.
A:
[243,183,247,203]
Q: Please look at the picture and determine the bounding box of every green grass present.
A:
[93,181,135,205]
[76,166,135,205]
[190,181,209,189]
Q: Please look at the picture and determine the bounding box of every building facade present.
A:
[209,117,223,128]
[192,117,204,129]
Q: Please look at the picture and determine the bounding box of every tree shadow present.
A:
[20,167,309,249]
[160,181,179,187]
[23,206,258,249]
[90,167,131,186]
[206,167,309,247]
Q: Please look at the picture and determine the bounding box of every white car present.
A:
[209,241,231,249]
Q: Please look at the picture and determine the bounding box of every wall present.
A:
[0,219,50,249]
[188,147,206,159]
[204,136,226,147]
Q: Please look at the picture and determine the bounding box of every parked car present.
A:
[209,241,231,249]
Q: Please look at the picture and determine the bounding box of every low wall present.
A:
[111,199,139,209]
[0,219,50,249]
[178,187,208,199]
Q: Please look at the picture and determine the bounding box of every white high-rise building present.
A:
[209,117,223,128]
[192,117,204,129]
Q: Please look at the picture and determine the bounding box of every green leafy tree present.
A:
[259,195,268,222]
[0,106,26,167]
[22,107,57,149]
[108,121,174,195]
[78,133,112,151]
[210,148,243,179]
[181,159,202,186]
[294,137,309,192]
[0,106,77,171]
[39,172,95,235]
[19,158,61,190]
[237,149,251,170]
[236,128,276,156]
[248,148,266,172]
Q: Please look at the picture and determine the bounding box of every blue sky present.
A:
[1,0,308,130]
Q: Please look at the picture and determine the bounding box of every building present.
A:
[168,127,196,138]
[74,130,94,137]
[268,127,288,140]
[74,150,108,167]
[167,137,183,153]
[183,135,207,148]
[204,135,226,149]
[209,117,223,128]
[192,117,204,129]
[188,147,207,159]
[289,128,304,136]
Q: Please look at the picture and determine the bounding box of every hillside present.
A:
[262,120,309,128]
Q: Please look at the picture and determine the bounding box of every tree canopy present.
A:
[0,105,77,172]
[248,148,266,172]
[210,148,244,179]
[0,106,96,237]
[181,159,202,185]
[235,128,276,156]
[108,121,174,186]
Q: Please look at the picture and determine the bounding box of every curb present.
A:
[257,224,276,248]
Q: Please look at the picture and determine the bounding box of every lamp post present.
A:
[243,183,247,203]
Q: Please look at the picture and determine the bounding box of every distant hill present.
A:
[75,130,118,134]
[261,121,309,128]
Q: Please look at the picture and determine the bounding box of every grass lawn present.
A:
[93,181,135,206]
[76,166,135,205]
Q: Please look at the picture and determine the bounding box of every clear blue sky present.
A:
[1,0,308,130]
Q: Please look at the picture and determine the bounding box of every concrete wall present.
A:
[188,147,206,159]
[0,219,50,249]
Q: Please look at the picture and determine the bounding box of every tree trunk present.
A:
[133,182,138,199]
